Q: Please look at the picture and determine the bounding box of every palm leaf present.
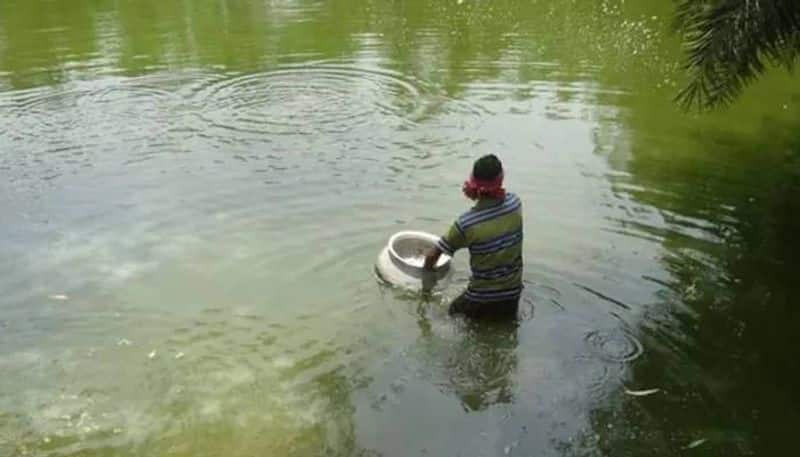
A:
[675,0,800,110]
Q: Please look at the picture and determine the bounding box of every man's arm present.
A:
[421,247,442,293]
[426,220,466,271]
[423,247,443,271]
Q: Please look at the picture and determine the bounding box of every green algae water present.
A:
[1,1,799,456]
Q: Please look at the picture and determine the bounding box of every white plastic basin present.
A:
[375,231,452,289]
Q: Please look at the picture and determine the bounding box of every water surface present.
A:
[1,1,799,456]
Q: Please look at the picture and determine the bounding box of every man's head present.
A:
[463,154,506,200]
[473,154,503,180]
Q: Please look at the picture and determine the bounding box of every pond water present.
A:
[1,1,799,456]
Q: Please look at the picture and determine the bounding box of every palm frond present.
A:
[675,0,800,110]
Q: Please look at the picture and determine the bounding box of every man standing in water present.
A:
[424,154,523,319]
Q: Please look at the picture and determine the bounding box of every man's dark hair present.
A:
[473,154,503,180]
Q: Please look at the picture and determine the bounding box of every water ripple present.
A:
[583,328,644,363]
[192,64,427,140]
[0,80,182,182]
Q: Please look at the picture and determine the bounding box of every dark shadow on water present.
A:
[576,111,800,456]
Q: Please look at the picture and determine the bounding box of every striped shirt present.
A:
[437,193,523,303]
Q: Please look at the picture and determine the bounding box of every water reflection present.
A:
[0,0,676,94]
[416,306,518,412]
[584,94,800,455]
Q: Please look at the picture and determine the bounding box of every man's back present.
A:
[437,192,523,303]
[424,154,522,319]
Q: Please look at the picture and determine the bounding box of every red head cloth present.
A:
[462,171,506,200]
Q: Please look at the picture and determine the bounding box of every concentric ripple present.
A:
[584,329,644,363]
[1,82,179,151]
[193,64,426,139]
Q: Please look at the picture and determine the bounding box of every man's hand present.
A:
[423,247,442,271]
[421,248,441,293]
